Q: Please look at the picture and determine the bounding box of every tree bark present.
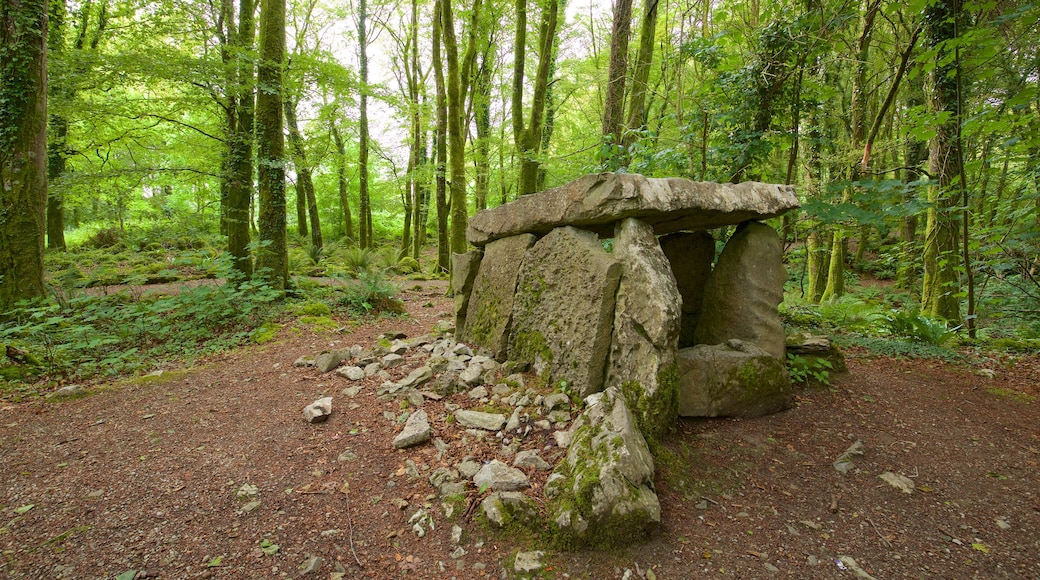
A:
[358,0,372,248]
[1,0,49,309]
[432,0,449,272]
[285,100,322,251]
[255,0,288,290]
[227,0,256,280]
[330,124,353,241]
[512,0,560,195]
[921,0,963,323]
[46,0,66,251]
[620,0,659,160]
[601,0,633,149]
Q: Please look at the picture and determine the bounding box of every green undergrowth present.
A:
[2,258,408,400]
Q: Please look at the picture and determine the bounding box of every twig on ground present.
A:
[866,517,893,548]
[339,483,364,568]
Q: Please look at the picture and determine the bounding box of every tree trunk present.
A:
[512,0,560,195]
[0,0,49,309]
[920,0,963,323]
[330,124,353,241]
[227,0,256,279]
[822,0,880,303]
[620,0,659,161]
[357,0,372,248]
[601,0,633,150]
[46,0,67,251]
[432,0,449,272]
[46,114,67,251]
[255,0,288,290]
[285,101,322,251]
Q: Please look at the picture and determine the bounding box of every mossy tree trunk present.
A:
[511,0,560,196]
[619,0,660,164]
[432,0,449,272]
[226,0,256,280]
[357,0,372,248]
[600,0,632,153]
[254,0,288,290]
[822,0,880,303]
[921,0,964,323]
[0,0,49,310]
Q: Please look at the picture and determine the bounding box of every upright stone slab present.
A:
[693,221,787,359]
[546,387,660,547]
[659,231,715,348]
[462,234,537,358]
[467,173,799,246]
[451,250,483,336]
[508,227,620,397]
[677,339,792,418]
[606,218,681,439]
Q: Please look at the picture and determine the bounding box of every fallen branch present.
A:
[866,517,893,549]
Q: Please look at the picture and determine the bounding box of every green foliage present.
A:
[879,309,959,346]
[838,335,961,362]
[0,268,282,394]
[341,247,376,275]
[816,297,883,333]
[786,354,832,385]
[337,271,403,316]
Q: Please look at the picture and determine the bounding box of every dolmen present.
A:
[451,172,799,546]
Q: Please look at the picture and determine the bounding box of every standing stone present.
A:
[693,221,787,359]
[452,250,483,335]
[606,218,682,439]
[508,227,621,397]
[466,173,800,246]
[677,340,792,418]
[462,234,537,358]
[547,388,660,547]
[659,231,715,348]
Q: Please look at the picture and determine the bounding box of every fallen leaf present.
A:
[972,543,989,554]
[13,504,34,514]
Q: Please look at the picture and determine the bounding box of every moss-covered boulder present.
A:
[547,387,660,547]
[677,339,792,418]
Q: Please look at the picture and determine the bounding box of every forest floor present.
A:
[1,280,1039,579]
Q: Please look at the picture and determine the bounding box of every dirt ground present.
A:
[1,280,1038,579]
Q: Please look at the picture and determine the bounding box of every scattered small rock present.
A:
[314,351,344,373]
[303,397,333,423]
[513,450,552,471]
[473,460,530,491]
[336,366,365,381]
[879,471,915,494]
[513,550,544,574]
[454,409,507,431]
[393,410,432,449]
[833,440,864,474]
[299,555,322,575]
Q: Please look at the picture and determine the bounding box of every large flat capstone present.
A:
[466,173,799,246]
[508,227,621,397]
